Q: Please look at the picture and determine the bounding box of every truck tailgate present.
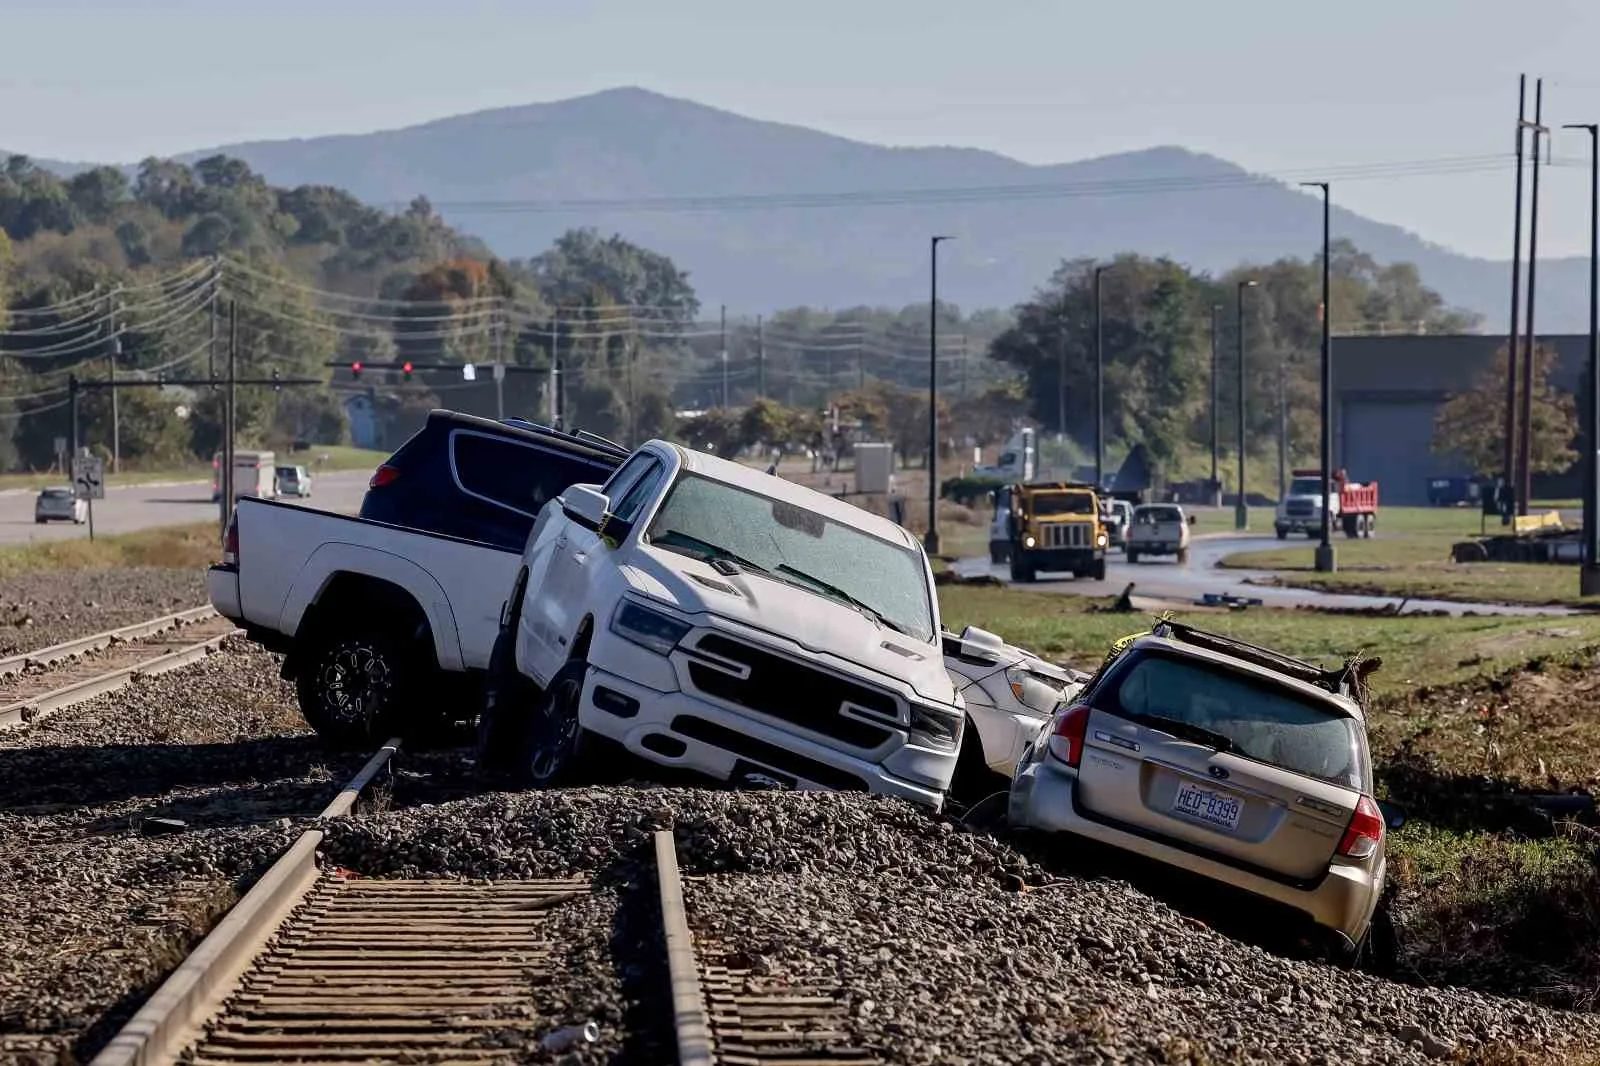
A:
[230,498,523,672]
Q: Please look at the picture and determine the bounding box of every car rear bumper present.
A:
[577,660,949,811]
[207,564,243,625]
[1129,541,1183,553]
[1009,755,1381,945]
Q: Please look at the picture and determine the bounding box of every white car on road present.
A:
[478,440,966,810]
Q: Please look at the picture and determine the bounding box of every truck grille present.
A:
[1286,500,1314,517]
[685,634,900,750]
[1039,522,1090,548]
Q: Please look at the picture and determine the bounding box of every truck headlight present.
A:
[1023,534,1036,548]
[909,703,964,751]
[609,600,692,656]
[1096,532,1108,547]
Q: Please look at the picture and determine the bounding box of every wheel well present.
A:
[569,615,594,662]
[289,572,438,676]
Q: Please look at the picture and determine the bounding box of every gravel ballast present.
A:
[0,568,206,658]
[317,788,1600,1065]
[0,638,365,1065]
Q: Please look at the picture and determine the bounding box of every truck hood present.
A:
[620,546,955,705]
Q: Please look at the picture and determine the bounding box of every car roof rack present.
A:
[1146,616,1373,699]
[572,428,629,456]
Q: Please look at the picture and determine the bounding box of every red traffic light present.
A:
[402,361,414,380]
[351,361,363,378]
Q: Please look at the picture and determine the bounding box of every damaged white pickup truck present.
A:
[476,439,967,810]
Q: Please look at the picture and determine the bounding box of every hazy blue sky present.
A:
[5,0,1600,259]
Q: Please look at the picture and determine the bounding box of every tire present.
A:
[513,659,596,788]
[948,726,1008,810]
[1350,899,1399,975]
[1177,548,1190,565]
[1126,549,1139,565]
[1362,513,1375,539]
[1275,527,1288,541]
[1009,557,1036,583]
[1091,559,1107,581]
[295,629,411,749]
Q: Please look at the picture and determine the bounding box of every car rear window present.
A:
[451,430,613,517]
[1137,507,1181,523]
[1098,650,1366,789]
[43,488,71,498]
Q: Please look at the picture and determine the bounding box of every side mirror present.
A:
[1377,800,1407,831]
[561,485,612,532]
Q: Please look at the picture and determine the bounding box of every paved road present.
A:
[954,532,1580,617]
[0,472,372,546]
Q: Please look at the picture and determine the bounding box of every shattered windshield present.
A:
[644,473,935,642]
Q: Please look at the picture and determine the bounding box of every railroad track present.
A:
[0,606,240,729]
[90,768,880,1065]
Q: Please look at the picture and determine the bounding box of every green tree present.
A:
[1433,343,1577,477]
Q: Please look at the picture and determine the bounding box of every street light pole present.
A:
[1566,122,1600,596]
[1235,279,1257,530]
[1210,304,1222,507]
[926,235,954,554]
[1519,80,1548,517]
[1094,264,1110,488]
[1505,75,1529,525]
[1300,180,1336,572]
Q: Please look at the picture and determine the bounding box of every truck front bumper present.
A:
[1019,547,1103,568]
[1275,516,1322,533]
[576,660,950,812]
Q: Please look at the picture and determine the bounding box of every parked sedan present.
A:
[1008,618,1402,966]
[34,485,86,525]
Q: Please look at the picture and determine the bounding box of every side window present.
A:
[611,460,666,523]
[601,453,657,507]
[532,453,615,512]
[452,432,549,516]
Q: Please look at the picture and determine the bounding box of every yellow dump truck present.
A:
[1003,481,1108,583]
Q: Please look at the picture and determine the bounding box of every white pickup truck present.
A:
[476,440,967,810]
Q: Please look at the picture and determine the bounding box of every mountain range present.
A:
[18,87,1583,329]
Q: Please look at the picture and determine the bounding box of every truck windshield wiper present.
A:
[1127,712,1239,754]
[772,563,910,636]
[653,529,769,574]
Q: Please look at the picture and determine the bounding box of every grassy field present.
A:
[0,521,219,579]
[0,445,388,494]
[1219,504,1598,607]
[938,582,1600,1011]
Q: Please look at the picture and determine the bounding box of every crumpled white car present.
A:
[942,624,1089,802]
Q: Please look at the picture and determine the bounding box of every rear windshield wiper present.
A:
[773,563,910,636]
[1126,712,1239,754]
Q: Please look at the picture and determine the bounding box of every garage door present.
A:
[1340,400,1466,506]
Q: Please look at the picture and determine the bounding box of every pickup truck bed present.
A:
[210,496,523,745]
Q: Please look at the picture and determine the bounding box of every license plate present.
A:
[1171,782,1242,832]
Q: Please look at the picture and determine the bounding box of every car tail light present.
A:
[369,464,400,489]
[222,513,239,566]
[1045,703,1092,768]
[1337,795,1385,860]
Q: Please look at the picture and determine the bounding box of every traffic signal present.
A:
[402,361,414,381]
[272,368,281,392]
[351,361,363,379]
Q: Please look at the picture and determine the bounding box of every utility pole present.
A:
[927,235,953,554]
[1235,279,1257,530]
[106,289,121,475]
[549,318,561,427]
[1057,303,1068,441]
[1504,74,1529,525]
[1210,304,1222,507]
[493,299,506,421]
[1094,265,1109,487]
[1300,180,1336,572]
[756,315,766,399]
[720,304,728,409]
[960,334,968,398]
[1518,78,1548,517]
[1277,354,1289,502]
[1567,121,1600,595]
[224,300,238,528]
[209,288,219,388]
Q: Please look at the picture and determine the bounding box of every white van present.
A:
[213,450,277,501]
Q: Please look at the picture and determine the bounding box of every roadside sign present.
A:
[462,363,477,381]
[72,455,106,501]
